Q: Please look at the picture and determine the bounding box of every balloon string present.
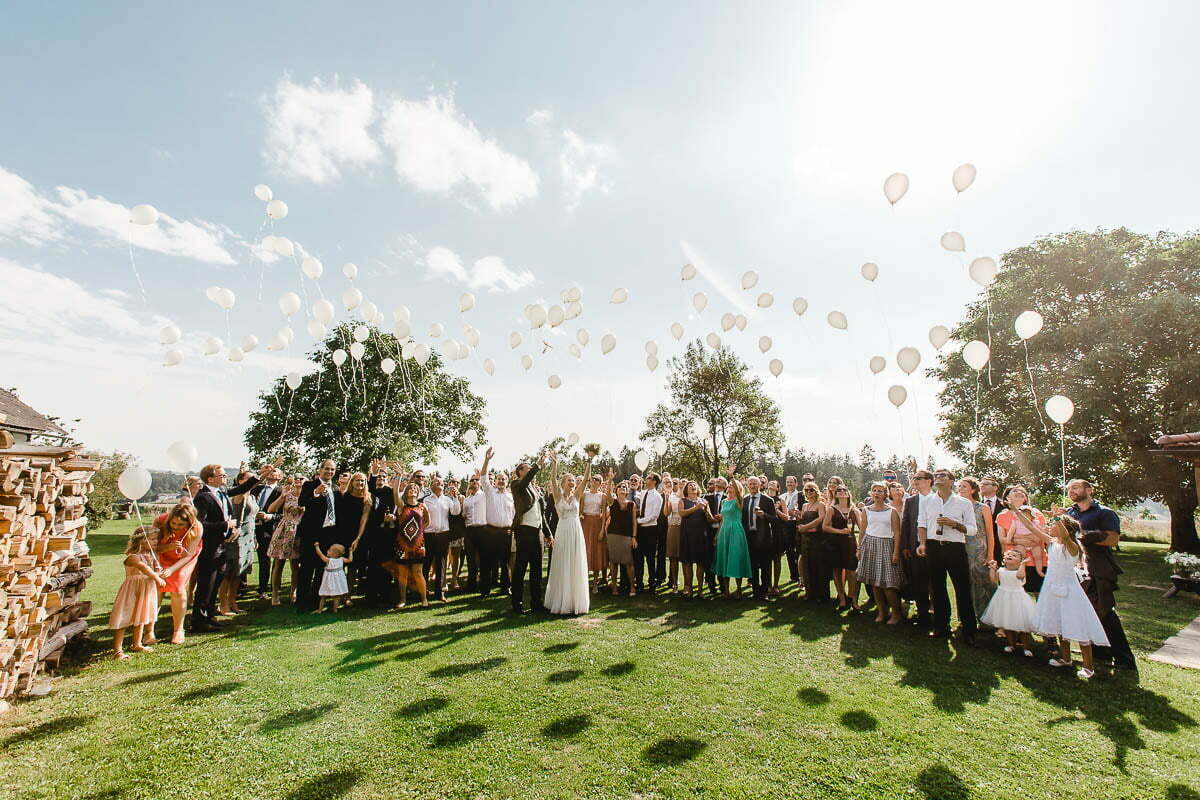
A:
[897,407,908,464]
[910,379,926,465]
[871,282,895,354]
[224,309,232,346]
[985,296,993,387]
[291,252,310,315]
[973,371,981,473]
[127,228,148,305]
[1022,340,1048,433]
[1059,423,1067,499]
[278,388,295,449]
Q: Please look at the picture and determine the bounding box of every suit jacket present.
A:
[253,483,283,539]
[296,477,336,544]
[703,492,725,530]
[741,492,777,551]
[541,492,557,539]
[901,492,927,552]
[511,464,541,527]
[194,477,260,547]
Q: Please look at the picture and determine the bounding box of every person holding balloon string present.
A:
[150,503,202,644]
[265,475,304,606]
[996,486,1049,595]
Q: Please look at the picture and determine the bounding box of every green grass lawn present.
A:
[2,519,1199,800]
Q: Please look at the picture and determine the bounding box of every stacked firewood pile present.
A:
[0,444,98,701]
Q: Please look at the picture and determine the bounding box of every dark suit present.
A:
[252,483,282,594]
[294,477,337,611]
[364,476,397,605]
[510,465,545,611]
[190,475,259,629]
[742,493,778,599]
[899,492,931,624]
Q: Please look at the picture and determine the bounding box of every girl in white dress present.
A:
[980,549,1038,657]
[543,453,593,615]
[315,543,352,614]
[1031,515,1109,679]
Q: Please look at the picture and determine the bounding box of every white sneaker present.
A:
[1077,667,1095,680]
[1022,649,1034,658]
[1003,645,1014,653]
[1049,658,1071,668]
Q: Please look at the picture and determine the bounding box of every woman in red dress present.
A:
[153,503,203,644]
[381,481,430,609]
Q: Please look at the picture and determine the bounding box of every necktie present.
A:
[258,485,272,508]
[640,491,647,516]
[749,495,757,530]
[323,483,336,527]
[218,489,232,519]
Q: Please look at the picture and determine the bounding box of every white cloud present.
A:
[0,165,238,264]
[560,129,612,212]
[381,92,539,211]
[262,77,381,184]
[526,108,554,129]
[421,246,534,293]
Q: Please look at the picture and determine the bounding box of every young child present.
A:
[980,550,1037,657]
[314,542,352,613]
[1032,515,1110,679]
[109,527,166,660]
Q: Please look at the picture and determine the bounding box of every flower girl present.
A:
[314,543,352,614]
[109,527,166,659]
[1032,516,1110,679]
[980,550,1037,657]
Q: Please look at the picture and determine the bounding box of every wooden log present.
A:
[36,620,87,662]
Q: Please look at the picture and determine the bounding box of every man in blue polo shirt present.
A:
[1061,478,1136,671]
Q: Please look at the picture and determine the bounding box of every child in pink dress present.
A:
[109,527,166,660]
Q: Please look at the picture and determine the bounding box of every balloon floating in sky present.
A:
[548,305,565,327]
[1045,395,1075,425]
[162,349,183,367]
[1014,310,1044,340]
[569,343,582,358]
[215,288,236,310]
[633,450,650,472]
[254,184,273,202]
[394,305,410,323]
[883,172,909,205]
[353,325,369,342]
[302,257,323,280]
[342,262,358,280]
[741,271,759,290]
[869,356,886,374]
[757,292,774,308]
[203,337,222,356]
[576,328,589,347]
[610,288,629,304]
[307,319,326,339]
[241,335,258,352]
[381,358,396,375]
[413,343,431,366]
[962,340,990,371]
[693,293,708,313]
[278,326,294,343]
[792,297,809,317]
[428,322,444,338]
[458,293,475,313]
[940,231,966,252]
[646,355,659,372]
[929,325,950,350]
[721,313,735,332]
[566,432,580,446]
[897,346,921,376]
[827,310,848,330]
[463,324,480,348]
[482,358,495,376]
[526,304,547,329]
[313,299,334,324]
[645,340,658,356]
[521,354,533,371]
[158,324,181,345]
[565,300,583,320]
[266,199,288,219]
[278,292,301,317]
[228,346,245,363]
[129,204,159,226]
[272,236,295,257]
[952,163,977,193]
[548,374,562,389]
[565,286,582,303]
[332,349,347,367]
[350,341,365,360]
[860,262,879,282]
[509,331,522,349]
[734,315,747,331]
[205,285,221,303]
[266,334,286,351]
[285,371,302,390]
[768,358,783,377]
[601,333,617,355]
[758,336,772,353]
[670,322,683,341]
[968,256,998,287]
[705,332,721,349]
[117,466,152,501]
[166,440,198,472]
[342,287,363,311]
[888,385,908,408]
[681,263,697,280]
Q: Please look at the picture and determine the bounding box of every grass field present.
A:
[2,519,1199,800]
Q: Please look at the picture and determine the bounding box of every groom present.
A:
[511,450,552,614]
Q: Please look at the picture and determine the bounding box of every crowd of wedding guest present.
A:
[106,451,1137,680]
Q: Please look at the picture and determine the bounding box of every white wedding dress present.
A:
[544,495,591,615]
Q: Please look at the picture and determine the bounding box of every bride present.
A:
[543,452,592,615]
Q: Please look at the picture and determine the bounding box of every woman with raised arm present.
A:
[543,452,592,614]
[712,469,753,598]
[604,475,637,596]
[678,480,715,597]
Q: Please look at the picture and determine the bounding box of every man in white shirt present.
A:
[461,475,487,593]
[917,468,979,644]
[635,473,664,594]
[900,470,935,627]
[780,475,803,586]
[510,449,551,613]
[478,448,516,598]
[422,475,461,602]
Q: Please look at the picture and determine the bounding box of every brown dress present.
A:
[582,491,607,570]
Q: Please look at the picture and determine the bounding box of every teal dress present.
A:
[713,498,752,579]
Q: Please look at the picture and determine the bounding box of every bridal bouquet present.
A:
[583,442,602,457]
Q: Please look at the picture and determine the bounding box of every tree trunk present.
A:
[1166,476,1200,554]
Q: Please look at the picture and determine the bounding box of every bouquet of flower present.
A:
[583,442,602,458]
[1165,551,1200,580]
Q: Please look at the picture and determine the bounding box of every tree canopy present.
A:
[244,322,487,473]
[932,228,1200,552]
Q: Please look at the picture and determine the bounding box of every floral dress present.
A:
[267,493,302,560]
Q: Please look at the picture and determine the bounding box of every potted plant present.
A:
[1164,551,1200,597]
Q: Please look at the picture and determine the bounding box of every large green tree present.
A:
[933,228,1200,553]
[244,322,487,473]
[640,340,785,477]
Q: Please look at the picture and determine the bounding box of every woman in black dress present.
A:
[604,480,637,596]
[797,482,829,603]
[677,480,714,597]
[822,485,863,611]
[363,464,398,606]
[334,472,371,600]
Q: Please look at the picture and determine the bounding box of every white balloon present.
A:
[827,310,848,330]
[459,293,476,313]
[610,288,629,304]
[792,297,809,317]
[350,341,365,360]
[332,348,348,366]
[940,231,966,252]
[240,335,258,352]
[521,354,534,371]
[567,432,580,446]
[670,322,683,341]
[302,257,323,280]
[381,357,396,375]
[279,326,294,343]
[897,346,921,376]
[254,184,273,202]
[969,256,998,287]
[342,287,363,311]
[306,319,326,339]
[359,300,377,321]
[413,343,431,366]
[342,262,358,280]
[929,325,951,350]
[575,328,589,347]
[1014,310,1044,340]
[883,172,909,205]
[869,356,886,374]
[860,262,879,282]
[261,234,279,253]
[652,439,668,457]
[510,331,523,349]
[1045,395,1075,425]
[393,319,411,339]
[463,324,480,348]
[117,466,152,500]
[693,293,708,313]
[353,324,369,342]
[428,322,444,338]
[266,334,286,351]
[483,358,495,376]
[565,287,582,303]
[158,324,181,345]
[705,333,721,349]
[548,374,562,389]
[312,299,335,324]
[645,340,658,356]
[166,440,198,472]
[565,301,583,320]
[768,358,783,377]
[601,333,617,355]
[129,204,158,226]
[734,315,747,331]
[758,336,772,353]
[741,271,759,290]
[162,349,183,367]
[278,292,301,317]
[285,371,302,390]
[962,340,990,371]
[721,313,736,332]
[888,385,908,408]
[681,263,697,280]
[266,199,288,219]
[206,285,221,303]
[393,305,411,323]
[633,450,650,472]
[213,288,235,311]
[646,355,659,372]
[228,346,245,363]
[464,430,479,447]
[692,418,710,441]
[548,305,565,327]
[401,340,417,360]
[203,336,222,356]
[756,292,774,308]
[440,339,460,359]
[272,236,295,257]
[528,304,547,329]
[952,163,977,193]
[569,343,582,359]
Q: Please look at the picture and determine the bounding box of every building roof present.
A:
[1150,431,1200,460]
[0,388,70,438]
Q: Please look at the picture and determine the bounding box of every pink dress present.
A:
[267,494,302,560]
[153,513,199,595]
[108,554,161,629]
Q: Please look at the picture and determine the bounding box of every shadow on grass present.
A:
[432,722,487,748]
[396,695,450,718]
[332,658,388,675]
[643,736,707,766]
[542,713,592,739]
[429,657,507,679]
[840,710,878,732]
[119,669,190,686]
[285,769,361,800]
[1165,784,1200,800]
[2,714,94,748]
[259,702,338,733]
[177,681,243,703]
[543,641,580,654]
[547,669,583,684]
[797,687,830,706]
[81,790,124,800]
[915,763,971,799]
[601,660,635,676]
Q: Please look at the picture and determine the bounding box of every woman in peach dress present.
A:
[581,473,608,592]
[153,503,202,644]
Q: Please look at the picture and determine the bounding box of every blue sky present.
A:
[3,1,1200,472]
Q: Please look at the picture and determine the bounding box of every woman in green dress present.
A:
[712,475,752,598]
